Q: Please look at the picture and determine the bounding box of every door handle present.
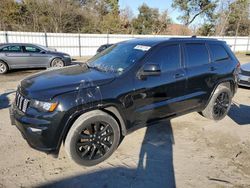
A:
[174,73,185,79]
[210,67,217,71]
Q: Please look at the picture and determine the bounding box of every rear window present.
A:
[185,43,209,67]
[209,44,229,62]
[0,45,22,52]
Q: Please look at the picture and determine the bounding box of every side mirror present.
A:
[40,50,46,54]
[138,64,161,79]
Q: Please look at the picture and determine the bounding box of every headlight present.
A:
[30,100,58,112]
[63,55,71,58]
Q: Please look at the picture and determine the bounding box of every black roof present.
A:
[122,37,220,47]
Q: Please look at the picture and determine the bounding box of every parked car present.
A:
[96,44,113,54]
[0,43,71,74]
[10,37,240,166]
[238,62,250,87]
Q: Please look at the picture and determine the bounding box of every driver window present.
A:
[145,44,181,72]
[24,46,41,53]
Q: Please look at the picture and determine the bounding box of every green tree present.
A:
[132,3,171,34]
[0,0,22,31]
[172,0,217,26]
[224,0,250,36]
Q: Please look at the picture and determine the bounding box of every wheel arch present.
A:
[59,106,127,149]
[0,59,10,70]
[50,57,65,67]
[205,79,235,109]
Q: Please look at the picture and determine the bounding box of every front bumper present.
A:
[9,104,61,154]
[238,74,250,87]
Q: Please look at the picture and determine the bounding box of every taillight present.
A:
[236,62,241,73]
[237,62,241,68]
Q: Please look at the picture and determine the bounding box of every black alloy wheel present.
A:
[213,92,230,119]
[75,121,114,160]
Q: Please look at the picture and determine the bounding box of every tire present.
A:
[200,85,232,121]
[65,110,121,166]
[51,58,64,68]
[0,61,8,74]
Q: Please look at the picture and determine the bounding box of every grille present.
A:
[241,69,250,76]
[15,92,30,113]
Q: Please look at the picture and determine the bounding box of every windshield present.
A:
[87,43,150,73]
[36,44,56,52]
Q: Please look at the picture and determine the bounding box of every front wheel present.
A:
[65,110,120,166]
[200,85,232,121]
[51,58,64,68]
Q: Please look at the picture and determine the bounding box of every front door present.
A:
[22,45,51,67]
[133,43,187,126]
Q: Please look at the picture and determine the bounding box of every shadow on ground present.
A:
[38,121,176,188]
[228,103,250,125]
[0,91,15,110]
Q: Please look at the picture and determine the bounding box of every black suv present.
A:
[10,38,240,166]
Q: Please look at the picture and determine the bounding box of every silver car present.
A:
[0,43,71,74]
[239,62,250,87]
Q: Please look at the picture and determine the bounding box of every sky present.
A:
[119,0,181,23]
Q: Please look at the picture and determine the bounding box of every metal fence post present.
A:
[78,34,81,57]
[247,36,250,52]
[233,36,237,52]
[107,32,109,44]
[44,32,48,47]
[5,31,8,43]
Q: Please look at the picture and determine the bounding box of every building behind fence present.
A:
[0,31,250,57]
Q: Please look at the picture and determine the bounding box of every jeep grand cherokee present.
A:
[10,37,240,166]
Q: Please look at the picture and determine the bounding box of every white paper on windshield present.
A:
[134,45,151,51]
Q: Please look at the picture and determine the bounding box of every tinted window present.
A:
[24,46,41,53]
[88,43,148,73]
[146,44,180,72]
[1,45,22,52]
[209,44,229,62]
[185,43,209,67]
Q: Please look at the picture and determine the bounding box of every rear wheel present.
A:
[51,58,64,68]
[200,85,232,121]
[0,61,8,74]
[65,110,120,166]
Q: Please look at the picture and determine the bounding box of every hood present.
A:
[49,51,69,56]
[241,62,250,71]
[20,65,115,101]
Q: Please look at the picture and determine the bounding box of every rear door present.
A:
[23,45,51,67]
[133,43,187,125]
[1,45,29,68]
[183,42,213,109]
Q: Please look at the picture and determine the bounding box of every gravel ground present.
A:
[0,54,249,188]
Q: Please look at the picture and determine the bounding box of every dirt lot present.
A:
[0,55,250,188]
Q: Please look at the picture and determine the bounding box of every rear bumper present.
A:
[9,104,60,154]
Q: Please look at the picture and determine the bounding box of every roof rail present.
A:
[191,35,197,38]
